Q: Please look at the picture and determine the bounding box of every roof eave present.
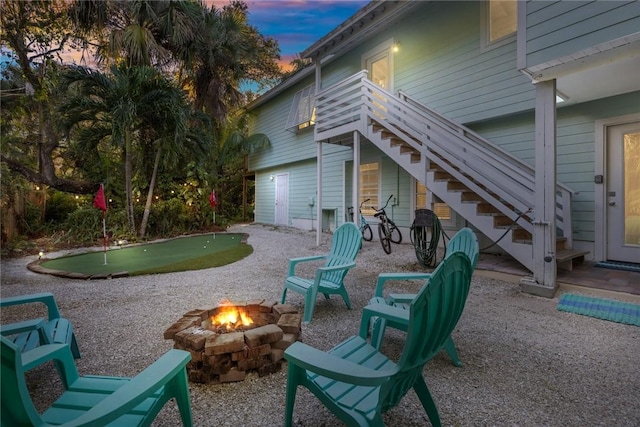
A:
[246,66,315,111]
[301,0,420,60]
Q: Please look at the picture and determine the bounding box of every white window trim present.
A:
[285,84,316,132]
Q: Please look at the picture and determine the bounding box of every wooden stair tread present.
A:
[556,249,589,262]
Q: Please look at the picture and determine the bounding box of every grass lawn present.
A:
[39,233,252,276]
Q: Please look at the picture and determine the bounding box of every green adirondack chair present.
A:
[1,336,194,426]
[281,222,362,323]
[1,292,81,359]
[284,252,473,427]
[367,227,479,366]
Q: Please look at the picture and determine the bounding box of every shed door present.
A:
[275,173,289,226]
[606,122,640,263]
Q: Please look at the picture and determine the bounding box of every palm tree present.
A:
[70,0,201,69]
[209,109,270,214]
[60,64,201,234]
[175,1,281,121]
[137,92,210,238]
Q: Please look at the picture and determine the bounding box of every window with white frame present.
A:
[360,162,379,215]
[482,0,517,48]
[416,180,451,221]
[286,85,316,132]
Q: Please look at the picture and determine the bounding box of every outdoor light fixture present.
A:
[38,250,44,260]
[393,42,400,53]
[270,175,274,181]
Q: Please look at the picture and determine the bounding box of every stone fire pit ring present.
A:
[164,299,302,383]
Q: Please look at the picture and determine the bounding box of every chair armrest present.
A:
[0,292,61,320]
[0,318,47,337]
[284,341,395,387]
[21,343,81,386]
[288,255,327,276]
[63,349,191,427]
[374,273,433,297]
[358,304,409,339]
[315,261,356,277]
[387,294,415,304]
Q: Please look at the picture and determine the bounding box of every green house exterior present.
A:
[247,0,640,296]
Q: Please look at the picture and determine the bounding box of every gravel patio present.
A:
[1,223,638,426]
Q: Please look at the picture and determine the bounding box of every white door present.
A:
[275,173,289,226]
[363,40,393,121]
[366,50,391,91]
[606,122,640,263]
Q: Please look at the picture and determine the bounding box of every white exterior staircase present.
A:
[314,71,588,273]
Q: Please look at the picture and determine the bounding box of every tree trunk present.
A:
[124,130,136,233]
[139,145,162,239]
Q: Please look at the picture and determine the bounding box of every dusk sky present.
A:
[215,0,370,70]
[0,1,371,73]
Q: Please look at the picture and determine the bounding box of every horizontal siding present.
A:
[392,1,534,124]
[254,172,276,224]
[249,76,353,173]
[468,91,640,243]
[253,151,355,227]
[526,1,640,67]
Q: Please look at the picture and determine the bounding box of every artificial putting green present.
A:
[39,233,252,276]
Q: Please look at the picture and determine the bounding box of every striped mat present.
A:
[557,294,640,327]
[593,261,640,273]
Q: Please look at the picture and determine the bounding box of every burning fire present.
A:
[211,302,254,330]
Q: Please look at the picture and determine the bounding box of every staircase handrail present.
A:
[358,77,535,221]
[313,71,574,244]
[396,89,574,242]
[398,90,575,196]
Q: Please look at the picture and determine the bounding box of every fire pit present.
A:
[164,299,302,383]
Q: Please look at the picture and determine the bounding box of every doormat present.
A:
[594,261,640,273]
[557,294,640,327]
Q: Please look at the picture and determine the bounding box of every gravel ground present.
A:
[1,223,639,426]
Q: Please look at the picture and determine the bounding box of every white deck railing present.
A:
[314,70,574,245]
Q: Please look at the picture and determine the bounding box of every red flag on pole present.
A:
[209,189,217,209]
[93,184,107,211]
[93,183,108,264]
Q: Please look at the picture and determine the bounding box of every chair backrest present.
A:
[324,222,362,283]
[1,336,48,426]
[446,227,479,269]
[382,252,473,410]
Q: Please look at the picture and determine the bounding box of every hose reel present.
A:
[410,209,442,268]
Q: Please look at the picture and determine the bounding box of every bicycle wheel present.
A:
[362,224,373,241]
[388,220,403,244]
[378,221,392,254]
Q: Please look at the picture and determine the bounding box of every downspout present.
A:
[315,56,323,246]
[353,131,360,227]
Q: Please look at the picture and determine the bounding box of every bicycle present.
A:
[347,199,373,241]
[374,195,403,254]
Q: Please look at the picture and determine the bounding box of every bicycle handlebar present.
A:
[373,195,394,213]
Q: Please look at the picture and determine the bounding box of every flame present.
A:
[211,305,254,330]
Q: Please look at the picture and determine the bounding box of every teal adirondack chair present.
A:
[1,292,81,359]
[367,228,479,366]
[281,222,362,323]
[1,336,194,426]
[284,252,473,427]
